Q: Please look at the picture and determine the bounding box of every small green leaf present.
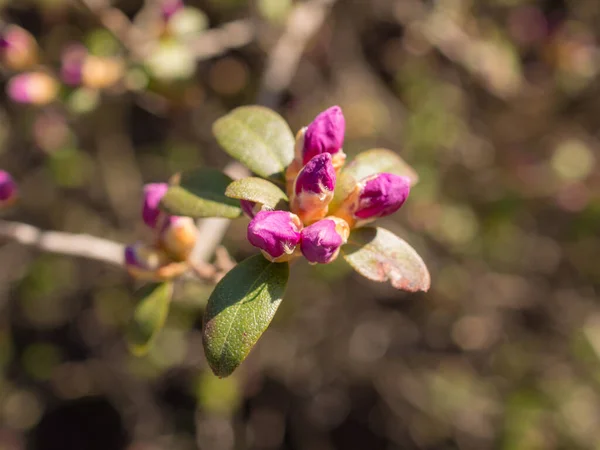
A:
[225,177,288,209]
[212,106,295,180]
[127,282,173,356]
[332,148,419,210]
[203,254,289,377]
[343,227,430,292]
[161,168,242,218]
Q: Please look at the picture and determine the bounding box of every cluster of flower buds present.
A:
[124,183,198,281]
[246,106,412,264]
[0,170,18,208]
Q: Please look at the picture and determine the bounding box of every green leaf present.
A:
[343,227,430,292]
[127,282,173,356]
[203,254,289,377]
[225,177,288,210]
[161,168,242,218]
[332,148,419,210]
[212,106,295,180]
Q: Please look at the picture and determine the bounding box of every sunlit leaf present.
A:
[203,254,289,377]
[225,177,288,209]
[212,106,295,180]
[343,227,430,292]
[332,148,419,210]
[127,282,173,356]
[161,167,242,218]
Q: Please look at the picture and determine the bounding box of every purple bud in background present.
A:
[294,153,336,196]
[0,170,17,204]
[300,218,346,264]
[124,244,139,267]
[60,44,87,86]
[355,173,411,220]
[241,200,258,218]
[247,210,302,261]
[161,0,184,20]
[6,72,58,105]
[0,25,38,70]
[303,106,346,165]
[142,183,169,228]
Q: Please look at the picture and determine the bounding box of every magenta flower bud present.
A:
[7,72,58,105]
[142,183,169,228]
[294,153,336,196]
[247,210,302,262]
[355,173,411,220]
[0,170,17,205]
[60,44,87,86]
[300,218,348,264]
[161,0,184,20]
[0,25,38,70]
[302,106,346,165]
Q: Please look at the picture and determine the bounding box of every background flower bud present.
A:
[0,170,17,206]
[81,56,124,90]
[0,25,38,70]
[60,44,88,86]
[355,173,411,220]
[303,106,346,165]
[124,242,187,281]
[292,153,336,224]
[7,72,58,105]
[159,216,197,261]
[247,210,302,262]
[142,183,169,228]
[300,217,348,264]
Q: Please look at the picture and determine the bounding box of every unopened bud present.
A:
[159,216,197,261]
[300,217,349,264]
[291,153,336,224]
[81,56,124,90]
[247,210,302,262]
[142,183,169,229]
[0,170,17,207]
[124,241,188,281]
[60,44,87,86]
[301,106,346,166]
[332,173,411,227]
[7,72,58,105]
[0,25,38,70]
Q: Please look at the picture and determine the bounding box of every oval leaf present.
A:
[332,148,419,210]
[203,254,289,377]
[225,177,288,210]
[161,168,242,218]
[212,106,295,180]
[343,227,430,292]
[127,282,173,356]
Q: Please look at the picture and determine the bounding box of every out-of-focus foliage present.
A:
[0,0,600,449]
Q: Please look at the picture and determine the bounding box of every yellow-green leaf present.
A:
[225,177,288,209]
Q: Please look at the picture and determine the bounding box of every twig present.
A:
[0,219,124,267]
[258,0,337,108]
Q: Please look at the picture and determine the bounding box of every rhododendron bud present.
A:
[7,72,58,105]
[291,153,336,224]
[247,210,302,262]
[0,25,38,70]
[81,56,124,90]
[0,171,17,206]
[300,217,349,264]
[60,44,87,86]
[142,183,169,228]
[159,216,197,261]
[124,242,187,281]
[332,173,411,227]
[301,106,346,167]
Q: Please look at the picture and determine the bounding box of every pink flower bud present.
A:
[159,216,197,261]
[142,183,169,228]
[291,153,336,224]
[355,173,411,220]
[300,217,349,264]
[7,72,58,105]
[0,170,17,206]
[247,210,302,262]
[0,25,38,70]
[302,106,346,165]
[60,44,87,86]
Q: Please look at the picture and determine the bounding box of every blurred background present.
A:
[0,0,600,449]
